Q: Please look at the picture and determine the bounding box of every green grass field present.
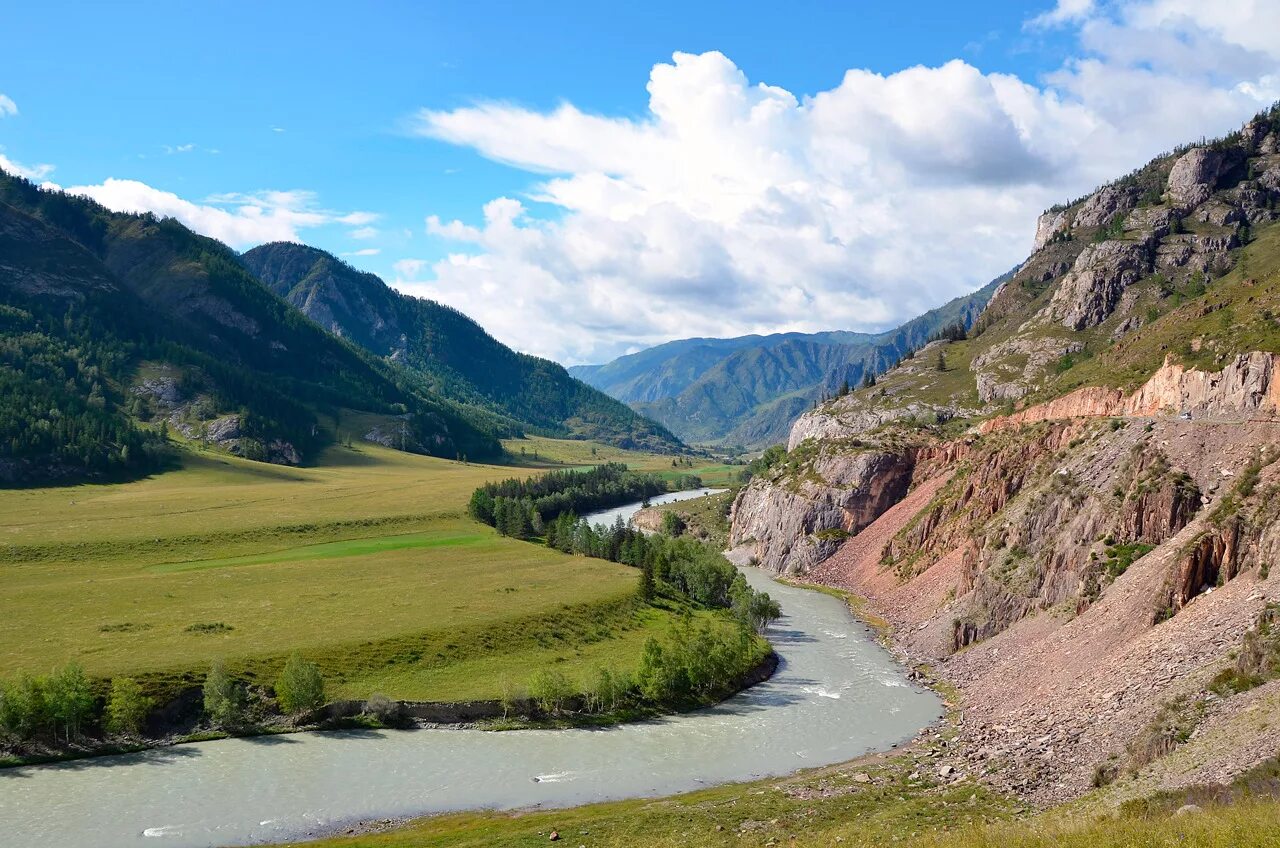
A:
[288,748,1280,848]
[0,437,711,702]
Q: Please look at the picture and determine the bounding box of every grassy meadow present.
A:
[0,436,714,702]
[288,756,1280,848]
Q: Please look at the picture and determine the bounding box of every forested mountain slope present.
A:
[241,242,682,452]
[0,172,500,483]
[731,106,1280,809]
[575,280,1001,449]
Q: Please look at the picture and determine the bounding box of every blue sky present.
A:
[2,1,1277,362]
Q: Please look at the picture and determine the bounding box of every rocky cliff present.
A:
[730,107,1280,809]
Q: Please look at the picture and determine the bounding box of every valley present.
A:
[6,17,1280,848]
[0,438,738,715]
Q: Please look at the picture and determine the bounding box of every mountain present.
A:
[731,106,1280,807]
[568,331,877,405]
[574,281,1002,449]
[0,171,502,483]
[240,242,681,452]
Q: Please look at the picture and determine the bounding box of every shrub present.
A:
[528,668,576,715]
[202,662,244,729]
[275,655,326,716]
[105,677,152,737]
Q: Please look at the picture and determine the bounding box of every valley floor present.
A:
[0,437,734,712]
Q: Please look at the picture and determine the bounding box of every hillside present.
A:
[575,281,1001,449]
[241,242,682,452]
[0,171,502,483]
[731,106,1280,808]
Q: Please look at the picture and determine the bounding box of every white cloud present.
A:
[400,8,1280,364]
[342,247,381,257]
[349,225,379,240]
[162,143,197,154]
[1027,0,1096,29]
[0,94,17,118]
[67,180,379,250]
[0,151,54,180]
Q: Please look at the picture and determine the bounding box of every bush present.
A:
[528,668,576,715]
[275,655,326,716]
[105,677,152,737]
[203,662,244,729]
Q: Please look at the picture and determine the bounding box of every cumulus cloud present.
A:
[67,180,379,249]
[398,4,1280,364]
[0,94,17,118]
[0,152,54,180]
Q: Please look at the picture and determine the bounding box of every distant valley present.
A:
[571,278,1004,448]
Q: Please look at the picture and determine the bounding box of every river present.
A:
[580,487,727,529]
[0,495,940,848]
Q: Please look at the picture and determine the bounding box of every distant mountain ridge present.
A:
[240,242,681,452]
[572,278,1005,448]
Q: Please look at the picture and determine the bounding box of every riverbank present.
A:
[0,641,778,770]
[0,566,938,848]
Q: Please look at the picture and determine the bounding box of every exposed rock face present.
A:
[1051,238,1153,330]
[1074,184,1138,229]
[363,416,421,452]
[730,448,915,574]
[1167,147,1223,208]
[788,404,936,450]
[972,336,1084,403]
[1033,209,1068,251]
[1124,205,1175,238]
[762,414,1278,807]
[982,351,1280,432]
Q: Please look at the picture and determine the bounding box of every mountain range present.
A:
[571,278,1004,448]
[0,171,679,484]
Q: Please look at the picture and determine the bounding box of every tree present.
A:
[935,350,948,372]
[739,592,783,633]
[638,560,656,603]
[861,371,877,389]
[48,662,94,742]
[275,655,326,716]
[203,661,243,729]
[105,677,152,737]
[0,673,47,741]
[528,668,575,715]
[661,511,687,536]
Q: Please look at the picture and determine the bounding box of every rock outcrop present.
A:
[730,447,916,574]
[1167,147,1223,209]
[1051,238,1154,330]
[982,351,1280,432]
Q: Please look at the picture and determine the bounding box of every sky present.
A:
[1,0,1278,365]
